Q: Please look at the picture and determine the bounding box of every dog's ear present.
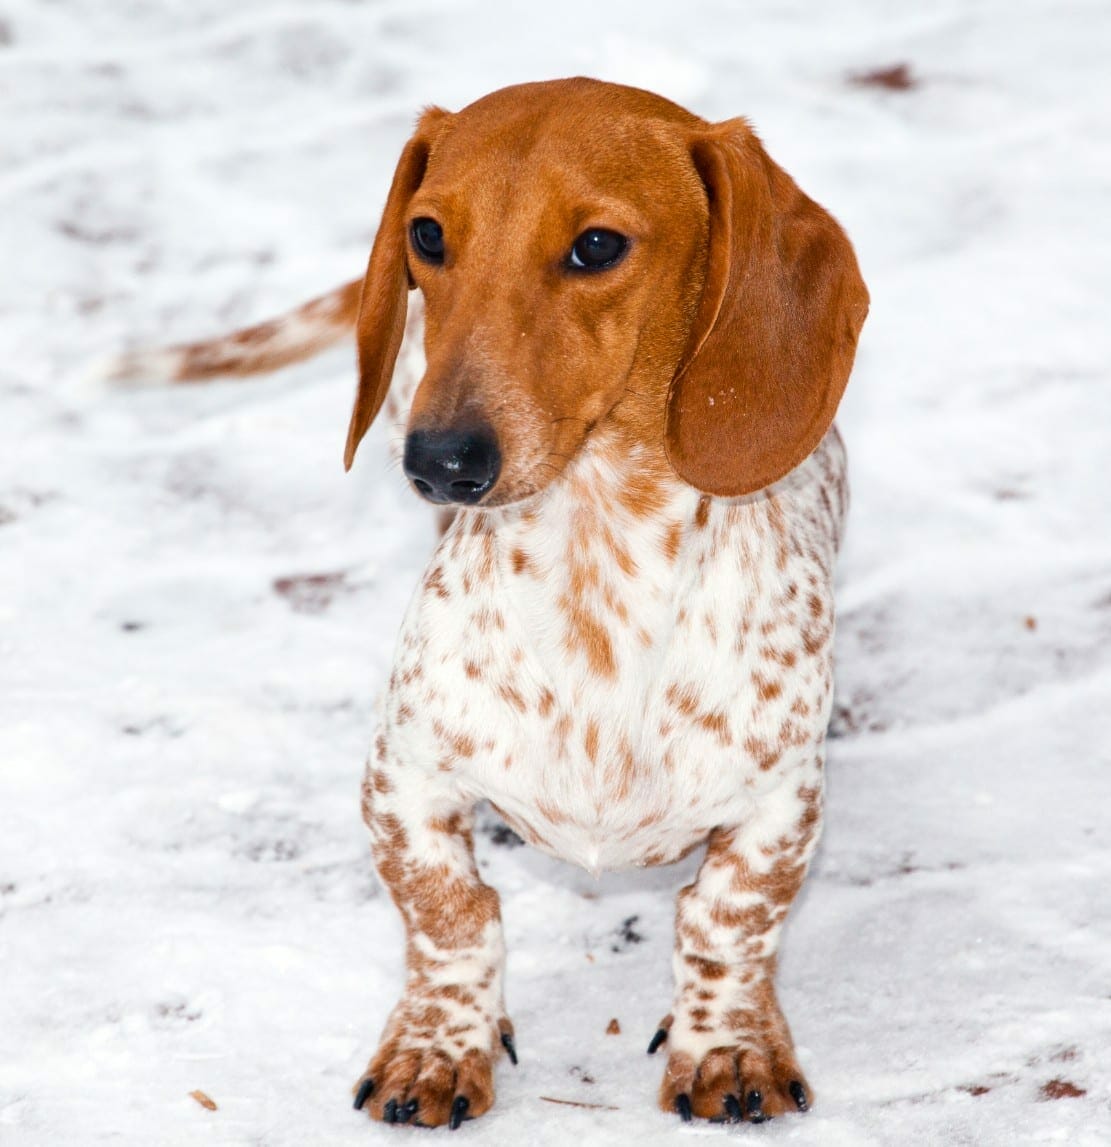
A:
[665,120,869,496]
[344,108,450,471]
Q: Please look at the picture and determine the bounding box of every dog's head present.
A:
[344,78,868,507]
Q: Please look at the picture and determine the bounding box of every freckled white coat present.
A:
[378,333,845,876]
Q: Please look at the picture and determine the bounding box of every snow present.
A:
[2,0,1110,1143]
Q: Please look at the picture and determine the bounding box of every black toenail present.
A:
[449,1095,470,1131]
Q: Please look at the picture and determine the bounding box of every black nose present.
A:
[402,426,502,505]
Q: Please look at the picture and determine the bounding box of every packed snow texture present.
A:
[2,1,1110,1144]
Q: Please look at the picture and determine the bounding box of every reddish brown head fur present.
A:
[344,78,868,502]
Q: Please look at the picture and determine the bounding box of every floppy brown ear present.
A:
[665,120,869,496]
[344,110,448,471]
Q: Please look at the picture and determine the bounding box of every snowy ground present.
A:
[2,0,1110,1143]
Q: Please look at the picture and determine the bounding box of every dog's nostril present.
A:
[450,479,485,494]
[412,478,434,496]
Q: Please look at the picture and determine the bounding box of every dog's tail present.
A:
[103,277,362,386]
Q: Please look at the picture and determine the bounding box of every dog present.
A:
[110,77,868,1129]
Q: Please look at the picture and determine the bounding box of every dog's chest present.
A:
[380,442,843,872]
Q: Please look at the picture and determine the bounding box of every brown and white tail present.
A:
[103,277,363,386]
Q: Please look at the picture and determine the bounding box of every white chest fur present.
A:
[378,430,847,874]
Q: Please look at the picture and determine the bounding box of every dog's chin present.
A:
[403,469,552,513]
[464,479,548,513]
[480,450,592,510]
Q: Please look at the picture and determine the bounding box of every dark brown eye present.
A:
[411,217,444,264]
[569,228,627,270]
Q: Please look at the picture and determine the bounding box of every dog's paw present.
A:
[353,1012,516,1129]
[650,1014,810,1124]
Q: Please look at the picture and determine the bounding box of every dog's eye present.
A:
[410,217,445,264]
[569,229,628,271]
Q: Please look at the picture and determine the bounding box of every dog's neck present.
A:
[487,423,703,571]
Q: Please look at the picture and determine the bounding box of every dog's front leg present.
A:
[353,757,512,1129]
[655,773,822,1124]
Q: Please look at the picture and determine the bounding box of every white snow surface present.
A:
[2,1,1110,1144]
